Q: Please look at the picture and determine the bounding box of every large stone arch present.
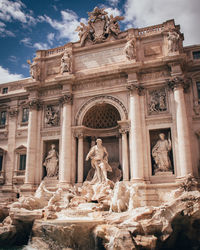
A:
[76,95,128,126]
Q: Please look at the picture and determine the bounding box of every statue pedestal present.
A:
[154,171,173,176]
[43,177,59,192]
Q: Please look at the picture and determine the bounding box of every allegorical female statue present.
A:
[152,133,172,173]
[86,138,112,183]
[43,144,59,177]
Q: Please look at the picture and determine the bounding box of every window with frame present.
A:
[193,51,200,60]
[196,82,200,103]
[19,154,26,170]
[2,88,8,94]
[0,111,6,126]
[22,108,29,123]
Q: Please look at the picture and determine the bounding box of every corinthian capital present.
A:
[9,107,18,117]
[28,99,43,110]
[126,84,144,96]
[59,93,73,104]
[167,77,191,92]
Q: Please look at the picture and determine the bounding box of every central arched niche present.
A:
[81,103,122,182]
[82,103,121,129]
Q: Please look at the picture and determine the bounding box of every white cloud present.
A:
[0,20,15,37]
[104,7,121,17]
[39,10,87,42]
[8,55,18,63]
[33,42,49,50]
[124,0,200,46]
[0,65,23,84]
[47,32,55,46]
[20,37,32,47]
[107,0,119,7]
[22,63,29,69]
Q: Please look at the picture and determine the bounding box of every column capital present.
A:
[8,107,18,118]
[119,128,129,134]
[118,120,130,134]
[28,99,43,110]
[126,83,144,96]
[167,77,191,93]
[76,132,84,139]
[59,93,73,104]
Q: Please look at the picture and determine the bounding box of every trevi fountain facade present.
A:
[0,7,199,250]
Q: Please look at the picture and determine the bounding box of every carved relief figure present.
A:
[106,14,124,37]
[60,49,72,73]
[148,89,167,114]
[86,138,112,183]
[152,133,172,173]
[43,144,59,177]
[27,59,40,81]
[167,30,179,53]
[45,105,60,126]
[124,38,136,60]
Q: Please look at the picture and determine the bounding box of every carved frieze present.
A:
[41,130,60,137]
[140,70,170,82]
[38,87,62,97]
[44,105,60,127]
[148,88,167,115]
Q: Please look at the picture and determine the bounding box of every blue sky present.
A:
[0,0,200,84]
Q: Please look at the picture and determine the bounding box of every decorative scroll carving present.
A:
[124,38,136,60]
[27,59,41,81]
[60,49,72,74]
[167,30,180,53]
[148,88,167,114]
[76,7,124,46]
[45,105,60,127]
[59,94,73,105]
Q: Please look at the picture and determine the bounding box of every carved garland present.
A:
[76,95,128,125]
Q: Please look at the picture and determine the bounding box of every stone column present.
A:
[24,100,40,186]
[77,133,84,184]
[71,132,77,184]
[127,83,144,182]
[4,107,18,190]
[119,128,129,181]
[169,78,192,177]
[59,94,73,184]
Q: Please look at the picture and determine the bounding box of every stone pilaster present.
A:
[24,100,41,187]
[59,93,73,184]
[4,107,18,189]
[77,132,84,184]
[71,132,77,184]
[168,77,193,178]
[127,82,144,182]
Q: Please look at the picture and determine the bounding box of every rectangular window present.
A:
[0,111,6,126]
[2,88,8,94]
[193,51,200,60]
[0,155,3,171]
[22,108,29,123]
[196,82,200,102]
[19,154,26,170]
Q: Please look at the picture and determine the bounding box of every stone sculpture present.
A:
[43,144,59,177]
[60,49,72,73]
[167,30,179,53]
[124,38,136,60]
[27,59,40,81]
[76,7,124,46]
[86,138,112,183]
[152,133,172,173]
[149,89,167,114]
[45,105,59,126]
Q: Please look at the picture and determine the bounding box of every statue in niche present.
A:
[152,133,172,173]
[86,138,112,183]
[60,49,72,73]
[27,59,40,81]
[43,144,59,177]
[45,106,59,126]
[124,38,136,60]
[149,89,167,114]
[167,30,179,53]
